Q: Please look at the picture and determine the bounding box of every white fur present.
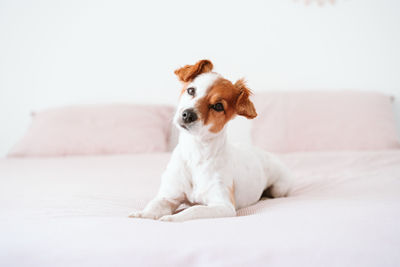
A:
[129,73,291,222]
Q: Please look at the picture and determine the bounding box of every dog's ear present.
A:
[174,59,213,83]
[234,79,257,119]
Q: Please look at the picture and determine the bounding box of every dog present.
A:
[129,59,291,222]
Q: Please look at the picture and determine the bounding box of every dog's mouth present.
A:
[179,124,188,130]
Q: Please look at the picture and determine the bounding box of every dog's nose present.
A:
[182,109,198,124]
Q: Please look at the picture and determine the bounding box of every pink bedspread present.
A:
[1,150,400,267]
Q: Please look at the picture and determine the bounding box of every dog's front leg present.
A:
[129,153,186,220]
[159,180,236,222]
[159,203,236,222]
[129,197,180,220]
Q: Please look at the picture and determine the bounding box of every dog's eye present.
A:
[211,103,224,112]
[187,87,195,96]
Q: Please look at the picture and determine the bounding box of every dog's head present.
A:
[173,59,257,137]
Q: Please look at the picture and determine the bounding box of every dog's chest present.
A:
[183,160,227,205]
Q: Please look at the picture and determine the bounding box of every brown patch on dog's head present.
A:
[174,59,213,83]
[196,78,257,133]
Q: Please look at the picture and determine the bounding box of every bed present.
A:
[1,150,400,266]
[1,91,400,266]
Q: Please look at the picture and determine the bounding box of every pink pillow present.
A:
[7,104,175,157]
[252,91,400,153]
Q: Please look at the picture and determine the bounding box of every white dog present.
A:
[129,60,291,222]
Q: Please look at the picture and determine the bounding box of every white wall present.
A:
[1,0,400,157]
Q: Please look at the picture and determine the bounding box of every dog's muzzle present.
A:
[182,108,198,124]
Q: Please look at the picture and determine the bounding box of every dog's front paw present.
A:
[128,211,160,220]
[159,214,187,222]
[128,211,144,219]
[158,215,176,222]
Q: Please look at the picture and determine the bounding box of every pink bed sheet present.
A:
[1,150,400,267]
